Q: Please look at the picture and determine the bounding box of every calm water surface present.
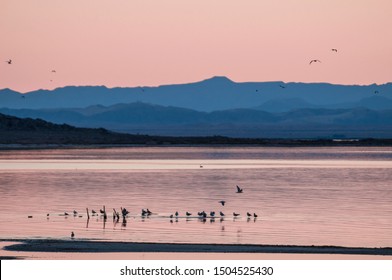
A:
[0,147,391,247]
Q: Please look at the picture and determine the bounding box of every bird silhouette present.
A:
[219,200,226,206]
[247,212,252,217]
[91,209,97,215]
[219,211,225,217]
[253,213,258,218]
[175,211,179,217]
[5,59,12,64]
[122,207,129,216]
[309,59,321,65]
[71,231,75,238]
[64,212,69,216]
[236,185,243,193]
[374,90,379,94]
[279,84,286,89]
[331,48,338,52]
[51,70,56,73]
[73,210,78,215]
[233,212,240,217]
[186,212,192,216]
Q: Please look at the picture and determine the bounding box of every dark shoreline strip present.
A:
[3,240,392,256]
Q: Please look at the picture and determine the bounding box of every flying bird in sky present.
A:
[236,185,243,193]
[5,59,12,64]
[219,200,226,206]
[309,59,321,65]
[331,48,338,52]
[51,70,56,73]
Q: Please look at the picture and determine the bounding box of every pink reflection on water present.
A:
[0,147,392,248]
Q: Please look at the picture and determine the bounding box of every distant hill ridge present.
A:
[1,102,392,138]
[2,113,392,145]
[1,76,391,111]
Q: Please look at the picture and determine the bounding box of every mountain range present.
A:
[1,76,391,111]
[2,113,392,146]
[1,102,392,138]
[1,76,392,138]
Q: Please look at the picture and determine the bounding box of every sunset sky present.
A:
[1,0,391,93]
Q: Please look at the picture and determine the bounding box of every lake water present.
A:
[0,147,391,248]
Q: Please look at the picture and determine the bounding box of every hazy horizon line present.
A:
[2,76,391,94]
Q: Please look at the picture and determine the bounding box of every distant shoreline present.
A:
[2,239,392,256]
[2,139,392,151]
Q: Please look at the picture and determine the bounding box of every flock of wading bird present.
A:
[40,185,259,238]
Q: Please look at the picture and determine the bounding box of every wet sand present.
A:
[1,240,391,260]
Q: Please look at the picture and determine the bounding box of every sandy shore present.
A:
[2,239,392,257]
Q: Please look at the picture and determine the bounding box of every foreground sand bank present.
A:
[3,239,392,256]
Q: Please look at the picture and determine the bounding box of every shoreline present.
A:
[2,141,392,151]
[2,239,392,256]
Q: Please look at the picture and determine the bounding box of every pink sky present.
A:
[1,0,391,93]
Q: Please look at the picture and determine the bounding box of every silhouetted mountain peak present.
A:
[199,76,234,85]
[0,88,20,95]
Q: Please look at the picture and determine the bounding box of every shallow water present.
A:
[0,147,391,247]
